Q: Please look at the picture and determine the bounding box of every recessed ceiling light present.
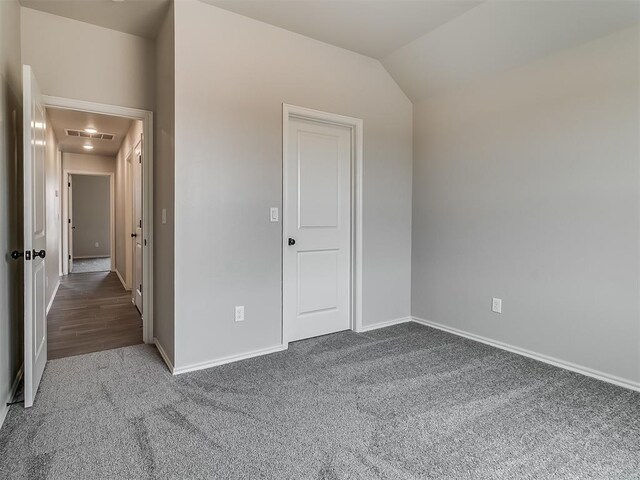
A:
[83,145,94,150]
[85,127,97,134]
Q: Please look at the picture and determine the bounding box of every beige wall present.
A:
[173,1,413,369]
[63,153,116,174]
[71,175,110,258]
[44,113,60,306]
[154,4,175,363]
[20,7,155,111]
[0,0,22,428]
[115,120,142,286]
[411,25,640,386]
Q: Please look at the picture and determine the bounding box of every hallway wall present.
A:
[0,0,22,429]
[44,113,60,310]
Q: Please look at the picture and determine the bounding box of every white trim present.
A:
[46,279,60,315]
[44,95,154,344]
[0,364,24,430]
[63,170,115,272]
[173,344,287,375]
[72,255,110,259]
[282,104,364,343]
[154,338,174,374]
[411,316,640,393]
[115,269,129,291]
[358,316,412,333]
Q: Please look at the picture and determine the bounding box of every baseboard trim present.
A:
[115,269,130,291]
[411,316,640,393]
[358,316,412,333]
[154,338,174,374]
[173,344,288,375]
[0,364,24,431]
[46,279,60,315]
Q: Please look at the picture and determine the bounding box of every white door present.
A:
[23,65,47,408]
[67,175,73,273]
[132,141,143,313]
[284,117,352,342]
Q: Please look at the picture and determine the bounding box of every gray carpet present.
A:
[0,323,638,479]
[72,257,111,273]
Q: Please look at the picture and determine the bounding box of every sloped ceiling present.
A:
[381,0,640,103]
[205,0,482,58]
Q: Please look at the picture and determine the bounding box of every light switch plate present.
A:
[270,207,279,222]
[162,209,167,224]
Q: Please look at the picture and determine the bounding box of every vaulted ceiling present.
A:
[20,0,640,103]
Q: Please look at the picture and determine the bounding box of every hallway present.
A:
[47,272,142,360]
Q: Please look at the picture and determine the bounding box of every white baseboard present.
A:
[46,279,60,315]
[154,338,174,374]
[358,316,412,333]
[115,269,130,291]
[411,316,640,393]
[173,344,288,375]
[0,364,24,431]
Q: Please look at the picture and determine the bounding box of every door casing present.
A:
[45,95,155,344]
[282,104,363,345]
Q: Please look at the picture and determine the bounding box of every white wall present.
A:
[71,175,110,258]
[154,3,175,364]
[20,7,155,111]
[411,26,640,386]
[0,0,22,429]
[44,114,60,308]
[114,120,142,286]
[173,1,412,369]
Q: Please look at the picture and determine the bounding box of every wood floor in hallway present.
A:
[47,272,143,360]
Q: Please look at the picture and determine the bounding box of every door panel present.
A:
[284,118,351,342]
[23,65,47,408]
[133,142,143,313]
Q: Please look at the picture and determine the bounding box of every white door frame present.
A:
[62,171,115,271]
[44,95,154,344]
[282,104,363,345]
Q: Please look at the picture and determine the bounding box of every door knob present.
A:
[288,238,296,246]
[10,250,23,260]
[32,249,46,259]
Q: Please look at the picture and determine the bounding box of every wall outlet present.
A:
[492,298,502,314]
[235,306,245,322]
[95,242,100,248]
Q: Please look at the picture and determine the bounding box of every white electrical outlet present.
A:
[492,298,502,314]
[235,306,245,322]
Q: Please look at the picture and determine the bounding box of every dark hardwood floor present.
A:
[47,272,143,360]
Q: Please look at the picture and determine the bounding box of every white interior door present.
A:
[67,175,73,273]
[284,117,351,342]
[23,65,47,408]
[132,142,143,313]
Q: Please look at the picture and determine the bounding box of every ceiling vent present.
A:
[65,129,115,141]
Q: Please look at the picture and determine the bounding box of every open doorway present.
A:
[44,106,147,359]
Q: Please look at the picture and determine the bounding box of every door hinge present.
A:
[68,218,71,224]
[68,255,71,260]
[139,284,142,294]
[139,220,142,228]
[68,182,71,187]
